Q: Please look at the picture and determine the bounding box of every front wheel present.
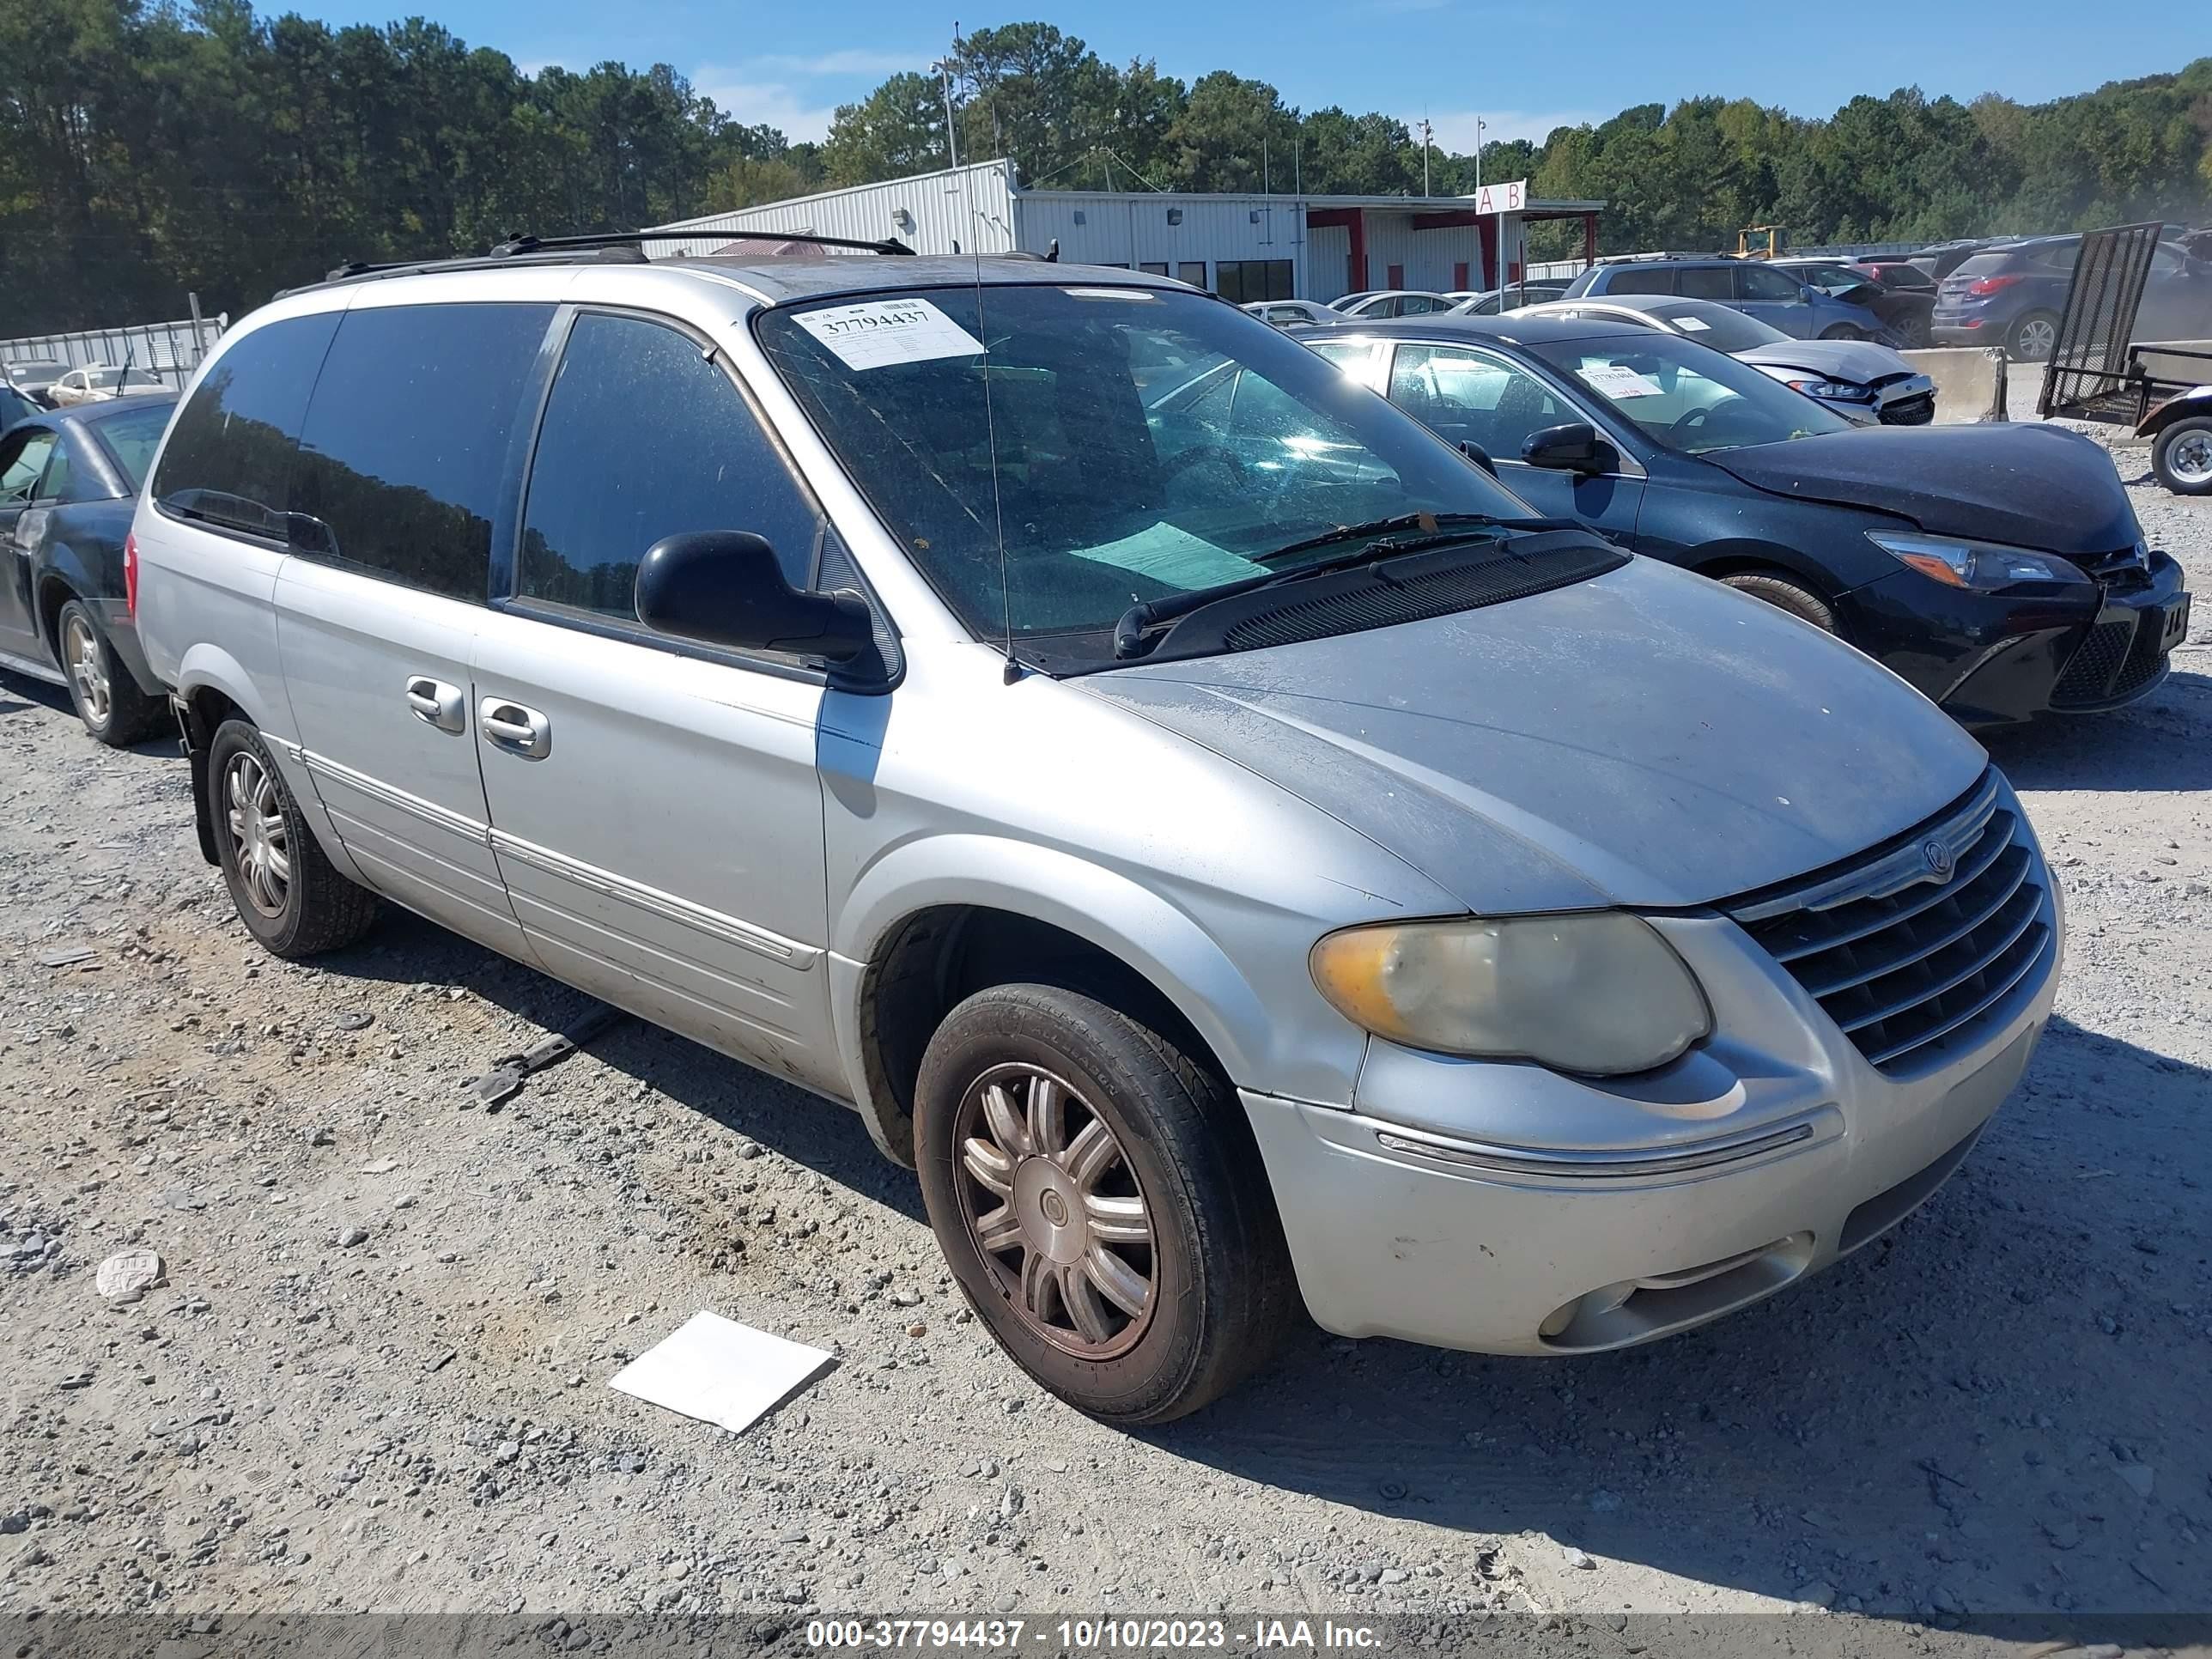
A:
[57,599,163,746]
[915,983,1297,1424]
[1718,570,1838,633]
[2151,416,2212,496]
[207,718,380,957]
[1819,325,1865,342]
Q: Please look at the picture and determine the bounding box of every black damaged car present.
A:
[1304,313,2189,726]
[0,393,176,744]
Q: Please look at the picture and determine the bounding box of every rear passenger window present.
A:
[1736,265,1802,301]
[1677,267,1735,300]
[289,303,552,604]
[150,313,339,540]
[514,313,823,619]
[1607,268,1675,296]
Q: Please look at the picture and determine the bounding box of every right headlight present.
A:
[1309,912,1711,1077]
[1867,530,2086,591]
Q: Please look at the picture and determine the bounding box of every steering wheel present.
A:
[1670,405,1714,438]
[1162,444,1248,489]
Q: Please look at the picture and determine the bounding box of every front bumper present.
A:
[1243,809,2059,1357]
[1839,550,2187,727]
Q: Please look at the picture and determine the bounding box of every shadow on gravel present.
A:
[1139,1014,2211,1622]
[1984,669,2212,792]
[310,908,927,1224]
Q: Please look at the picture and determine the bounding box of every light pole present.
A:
[1418,116,1432,198]
[1473,115,1486,197]
[936,25,961,171]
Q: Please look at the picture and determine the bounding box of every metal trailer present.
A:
[2038,221,2212,495]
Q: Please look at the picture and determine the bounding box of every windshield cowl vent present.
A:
[1218,541,1628,654]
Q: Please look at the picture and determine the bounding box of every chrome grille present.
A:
[1727,771,2056,1077]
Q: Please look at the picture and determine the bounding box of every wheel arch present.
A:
[1682,539,1844,598]
[831,840,1276,1167]
[173,647,276,868]
[2134,388,2212,439]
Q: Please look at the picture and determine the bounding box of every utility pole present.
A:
[1263,132,1271,196]
[1418,114,1432,198]
[937,24,961,171]
[1473,115,1486,197]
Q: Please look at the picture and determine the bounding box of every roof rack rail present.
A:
[1593,249,1736,264]
[490,228,916,258]
[301,226,919,293]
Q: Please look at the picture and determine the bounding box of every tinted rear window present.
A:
[1607,268,1675,295]
[1950,253,2013,278]
[150,313,340,539]
[289,303,552,604]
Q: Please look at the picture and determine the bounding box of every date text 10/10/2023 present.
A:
[804,1620,1386,1651]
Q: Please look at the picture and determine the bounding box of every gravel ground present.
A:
[2,450,2208,1658]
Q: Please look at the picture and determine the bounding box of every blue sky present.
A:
[281,0,2195,150]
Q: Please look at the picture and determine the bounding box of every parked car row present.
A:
[2,360,167,415]
[1562,254,1903,343]
[1297,310,2183,726]
[1514,295,1936,424]
[3,246,2182,1427]
[1933,234,2212,360]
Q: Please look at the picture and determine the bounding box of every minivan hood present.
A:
[1705,424,2138,555]
[1080,558,1987,915]
[1735,337,1911,386]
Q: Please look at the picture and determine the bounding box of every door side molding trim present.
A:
[295,744,493,847]
[489,828,823,969]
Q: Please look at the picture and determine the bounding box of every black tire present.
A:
[2150,416,2212,497]
[54,598,163,746]
[1819,325,1864,342]
[915,982,1296,1425]
[2008,309,2060,363]
[206,717,380,958]
[1719,570,1838,632]
[1889,312,1930,349]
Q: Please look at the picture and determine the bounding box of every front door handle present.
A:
[478,696,551,759]
[404,676,466,733]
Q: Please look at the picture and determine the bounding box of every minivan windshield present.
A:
[1529,332,1854,455]
[757,283,1542,661]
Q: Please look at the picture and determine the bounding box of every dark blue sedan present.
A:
[1302,313,2187,727]
[0,393,177,744]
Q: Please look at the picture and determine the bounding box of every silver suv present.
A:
[132,248,2061,1423]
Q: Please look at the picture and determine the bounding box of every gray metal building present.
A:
[647,160,1601,303]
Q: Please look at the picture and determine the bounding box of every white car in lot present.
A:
[48,365,167,406]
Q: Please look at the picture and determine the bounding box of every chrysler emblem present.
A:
[1923,839,1954,879]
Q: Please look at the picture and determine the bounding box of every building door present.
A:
[1387,264,1406,289]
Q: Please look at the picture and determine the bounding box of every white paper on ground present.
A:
[793,298,985,372]
[609,1310,835,1435]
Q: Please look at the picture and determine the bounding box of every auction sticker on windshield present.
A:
[1673,315,1711,331]
[794,298,986,371]
[1581,363,1663,398]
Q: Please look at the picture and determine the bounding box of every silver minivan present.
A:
[132,250,2061,1423]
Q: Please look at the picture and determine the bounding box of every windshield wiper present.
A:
[1253,510,1517,565]
[1111,515,1525,660]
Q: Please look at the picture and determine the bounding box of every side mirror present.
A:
[1520,422,1611,474]
[1459,440,1498,477]
[633,531,875,664]
[1799,284,1820,303]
